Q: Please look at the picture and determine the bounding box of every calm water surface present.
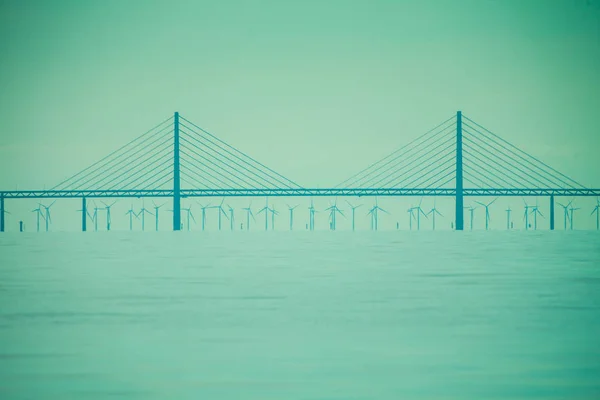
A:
[1,231,599,399]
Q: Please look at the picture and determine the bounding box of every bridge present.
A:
[1,111,598,232]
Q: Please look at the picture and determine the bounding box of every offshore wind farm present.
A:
[1,1,599,400]
[1,111,599,233]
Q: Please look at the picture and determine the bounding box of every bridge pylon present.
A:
[173,111,181,231]
[455,111,464,230]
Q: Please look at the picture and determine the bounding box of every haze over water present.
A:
[1,232,599,399]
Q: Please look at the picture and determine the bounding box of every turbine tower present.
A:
[209,199,228,230]
[408,199,427,230]
[557,201,572,230]
[569,204,580,230]
[407,207,415,231]
[138,203,154,231]
[475,198,497,231]
[530,202,544,230]
[125,205,138,231]
[269,205,279,230]
[91,203,100,232]
[367,198,389,231]
[31,206,45,232]
[39,201,56,232]
[464,205,477,231]
[182,206,196,231]
[197,202,211,231]
[152,201,166,231]
[102,201,117,231]
[523,199,533,230]
[591,198,600,231]
[308,199,317,231]
[345,201,362,231]
[427,200,443,230]
[286,204,299,231]
[258,198,270,231]
[227,204,235,231]
[325,200,344,231]
[242,202,255,231]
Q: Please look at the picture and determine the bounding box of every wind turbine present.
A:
[591,198,600,231]
[345,201,362,231]
[408,199,427,230]
[569,204,580,230]
[367,198,389,231]
[530,201,544,230]
[407,207,415,230]
[464,205,477,231]
[269,205,279,230]
[258,198,270,231]
[415,198,428,230]
[152,201,166,231]
[556,200,572,230]
[475,198,498,231]
[125,205,138,231]
[286,204,299,231]
[39,201,56,232]
[102,201,117,231]
[242,202,255,231]
[182,205,196,231]
[325,200,344,231]
[505,206,512,230]
[91,202,100,231]
[523,199,534,230]
[308,199,318,231]
[427,200,443,230]
[209,199,228,230]
[227,204,235,231]
[31,206,45,232]
[197,202,211,231]
[138,202,154,231]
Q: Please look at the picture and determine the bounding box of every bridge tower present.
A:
[173,112,181,231]
[455,111,464,230]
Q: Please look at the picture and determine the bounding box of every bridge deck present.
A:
[1,188,599,199]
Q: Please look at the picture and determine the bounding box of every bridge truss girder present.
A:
[1,188,599,199]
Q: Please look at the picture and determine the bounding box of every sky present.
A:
[0,0,599,231]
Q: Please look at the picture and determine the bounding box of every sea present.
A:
[1,231,599,399]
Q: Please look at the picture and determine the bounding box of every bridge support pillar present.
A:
[82,197,87,232]
[173,111,181,231]
[0,195,4,232]
[455,111,464,230]
[550,195,555,231]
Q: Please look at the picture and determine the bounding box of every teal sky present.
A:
[0,0,599,230]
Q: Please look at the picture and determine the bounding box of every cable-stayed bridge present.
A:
[1,111,598,232]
